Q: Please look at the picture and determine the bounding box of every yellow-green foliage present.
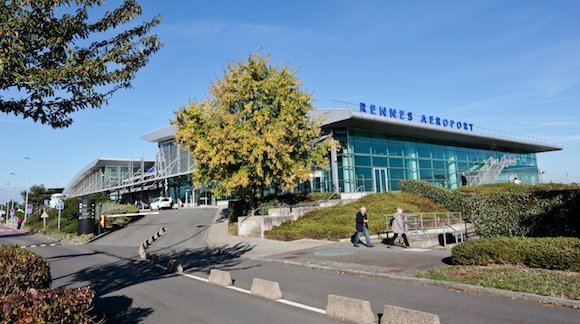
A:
[265,192,447,241]
[174,53,334,206]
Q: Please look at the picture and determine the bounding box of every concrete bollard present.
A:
[382,305,440,324]
[176,263,184,273]
[208,269,233,286]
[326,294,375,324]
[138,244,149,259]
[250,278,283,300]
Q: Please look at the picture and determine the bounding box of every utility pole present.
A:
[24,157,31,222]
[10,173,15,210]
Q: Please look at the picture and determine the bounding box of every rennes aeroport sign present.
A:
[358,102,474,132]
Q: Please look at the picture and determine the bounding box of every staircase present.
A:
[467,155,516,186]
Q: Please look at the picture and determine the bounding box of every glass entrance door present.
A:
[373,168,388,192]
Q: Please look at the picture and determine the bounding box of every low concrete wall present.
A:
[250,278,283,300]
[267,207,291,216]
[326,294,375,324]
[382,304,440,324]
[209,269,233,286]
[238,215,262,237]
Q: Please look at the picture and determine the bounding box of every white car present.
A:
[149,197,173,210]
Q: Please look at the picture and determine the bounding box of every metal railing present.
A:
[383,212,466,247]
[466,154,516,186]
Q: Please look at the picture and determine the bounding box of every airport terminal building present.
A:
[65,103,562,205]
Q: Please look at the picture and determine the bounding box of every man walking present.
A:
[354,207,373,247]
[461,172,468,186]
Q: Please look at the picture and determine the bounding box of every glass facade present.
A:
[319,128,539,192]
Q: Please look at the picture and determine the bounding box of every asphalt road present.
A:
[0,210,337,324]
[2,208,579,323]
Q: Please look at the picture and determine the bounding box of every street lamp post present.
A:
[24,157,31,222]
[10,173,15,211]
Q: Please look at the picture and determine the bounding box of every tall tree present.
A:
[20,184,51,208]
[0,0,162,128]
[174,53,333,209]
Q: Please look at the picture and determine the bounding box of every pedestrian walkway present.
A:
[206,209,451,276]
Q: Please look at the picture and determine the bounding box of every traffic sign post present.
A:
[26,204,33,215]
[41,209,49,230]
[56,201,64,231]
[9,208,14,227]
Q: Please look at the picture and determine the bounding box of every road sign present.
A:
[41,211,49,219]
[56,201,64,210]
[26,204,33,215]
[9,208,14,216]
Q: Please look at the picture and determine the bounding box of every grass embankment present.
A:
[457,182,580,195]
[419,265,579,300]
[265,191,447,241]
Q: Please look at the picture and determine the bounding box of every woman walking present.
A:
[390,207,410,248]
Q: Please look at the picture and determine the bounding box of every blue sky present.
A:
[2,0,580,201]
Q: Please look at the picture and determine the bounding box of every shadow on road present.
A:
[156,242,258,274]
[93,295,154,324]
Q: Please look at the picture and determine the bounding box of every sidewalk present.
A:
[205,209,451,277]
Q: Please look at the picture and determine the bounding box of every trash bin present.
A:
[77,199,96,235]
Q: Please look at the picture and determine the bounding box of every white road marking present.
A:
[277,299,326,315]
[226,286,251,294]
[150,261,326,316]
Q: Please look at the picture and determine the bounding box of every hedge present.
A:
[399,180,463,212]
[0,287,95,323]
[0,246,51,296]
[452,237,580,271]
[399,180,580,238]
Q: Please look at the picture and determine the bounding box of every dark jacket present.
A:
[355,212,366,232]
[461,175,467,186]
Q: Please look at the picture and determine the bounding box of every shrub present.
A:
[451,237,580,271]
[0,287,95,324]
[102,202,139,226]
[0,246,51,296]
[399,180,464,212]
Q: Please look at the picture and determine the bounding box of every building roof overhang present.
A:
[65,158,155,193]
[313,109,562,153]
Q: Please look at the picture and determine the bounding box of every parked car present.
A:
[149,197,173,210]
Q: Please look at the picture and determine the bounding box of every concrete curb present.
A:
[257,257,580,309]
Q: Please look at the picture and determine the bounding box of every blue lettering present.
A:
[450,120,455,128]
[421,114,427,123]
[442,119,448,126]
[370,104,377,115]
[399,110,405,119]
[389,108,397,118]
[469,123,474,131]
[463,122,468,130]
[379,106,387,116]
[360,102,367,113]
[456,121,462,129]
[429,116,434,124]
[435,117,441,125]
[407,112,413,121]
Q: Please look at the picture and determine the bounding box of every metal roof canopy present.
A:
[66,158,155,193]
[314,109,562,153]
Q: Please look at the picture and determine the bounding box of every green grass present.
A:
[457,182,580,195]
[419,265,579,300]
[265,191,447,241]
